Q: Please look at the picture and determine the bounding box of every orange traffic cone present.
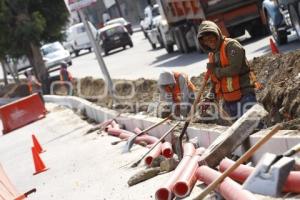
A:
[269,38,279,54]
[31,147,48,175]
[32,134,44,153]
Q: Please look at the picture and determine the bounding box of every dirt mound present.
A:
[250,51,300,125]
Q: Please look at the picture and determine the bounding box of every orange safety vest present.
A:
[210,39,243,102]
[60,69,73,82]
[164,72,195,103]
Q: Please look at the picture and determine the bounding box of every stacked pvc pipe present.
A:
[220,158,300,193]
[196,166,257,200]
[172,147,206,198]
[155,143,196,200]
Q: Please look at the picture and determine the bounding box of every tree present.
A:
[0,0,69,93]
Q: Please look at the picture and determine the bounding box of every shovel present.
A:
[175,70,211,159]
[131,121,180,168]
[122,115,171,153]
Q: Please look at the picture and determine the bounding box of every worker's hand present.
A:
[208,52,214,63]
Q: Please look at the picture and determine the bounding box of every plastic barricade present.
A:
[0,93,46,134]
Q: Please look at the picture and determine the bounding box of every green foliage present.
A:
[0,0,70,59]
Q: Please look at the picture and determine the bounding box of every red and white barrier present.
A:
[0,93,46,134]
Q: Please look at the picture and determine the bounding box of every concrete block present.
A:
[243,153,295,196]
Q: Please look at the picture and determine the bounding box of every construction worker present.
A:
[59,62,73,95]
[24,69,42,95]
[24,69,44,102]
[59,62,73,82]
[157,71,195,118]
[197,20,257,120]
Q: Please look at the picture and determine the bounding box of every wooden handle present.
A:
[193,124,282,200]
[140,115,171,135]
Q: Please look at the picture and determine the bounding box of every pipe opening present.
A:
[155,188,171,200]
[174,182,188,197]
[145,156,153,166]
[163,149,173,158]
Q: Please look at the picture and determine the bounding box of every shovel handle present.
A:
[193,123,282,200]
[283,143,300,157]
[177,70,211,159]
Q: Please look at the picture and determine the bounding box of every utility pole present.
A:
[78,10,114,97]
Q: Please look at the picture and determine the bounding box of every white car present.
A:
[41,42,72,68]
[64,22,98,56]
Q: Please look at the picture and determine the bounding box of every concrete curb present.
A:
[44,95,300,164]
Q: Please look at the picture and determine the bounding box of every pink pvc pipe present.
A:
[220,158,300,193]
[172,148,206,198]
[134,128,159,144]
[162,142,174,159]
[110,120,120,129]
[196,166,257,200]
[155,143,196,200]
[145,142,162,166]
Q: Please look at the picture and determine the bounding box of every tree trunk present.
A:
[28,42,50,94]
[0,59,8,85]
[2,59,19,84]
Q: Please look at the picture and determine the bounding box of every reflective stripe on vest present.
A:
[212,39,242,102]
[165,72,195,103]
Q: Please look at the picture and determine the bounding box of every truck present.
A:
[153,0,268,54]
[262,0,300,44]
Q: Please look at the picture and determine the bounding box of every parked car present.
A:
[104,18,133,35]
[98,23,133,56]
[64,21,98,56]
[262,0,300,44]
[41,42,72,68]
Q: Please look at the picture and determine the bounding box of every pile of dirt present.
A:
[250,51,300,126]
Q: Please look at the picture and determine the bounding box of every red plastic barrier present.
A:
[155,143,196,200]
[162,142,174,159]
[220,158,300,193]
[0,93,46,134]
[196,166,257,200]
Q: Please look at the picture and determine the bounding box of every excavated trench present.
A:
[1,50,300,129]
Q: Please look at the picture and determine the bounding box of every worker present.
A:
[59,62,73,82]
[59,62,73,95]
[197,20,258,120]
[24,69,44,102]
[24,69,42,95]
[157,70,195,118]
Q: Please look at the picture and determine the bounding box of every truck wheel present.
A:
[267,15,287,45]
[247,20,269,38]
[165,44,174,53]
[289,4,300,39]
[75,50,80,57]
[174,28,189,53]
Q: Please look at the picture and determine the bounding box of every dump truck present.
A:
[154,0,268,53]
[263,0,300,44]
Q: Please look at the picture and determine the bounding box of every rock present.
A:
[127,167,161,186]
[160,158,178,172]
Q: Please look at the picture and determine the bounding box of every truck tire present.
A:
[174,28,189,53]
[247,19,269,38]
[289,4,300,39]
[267,15,288,45]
